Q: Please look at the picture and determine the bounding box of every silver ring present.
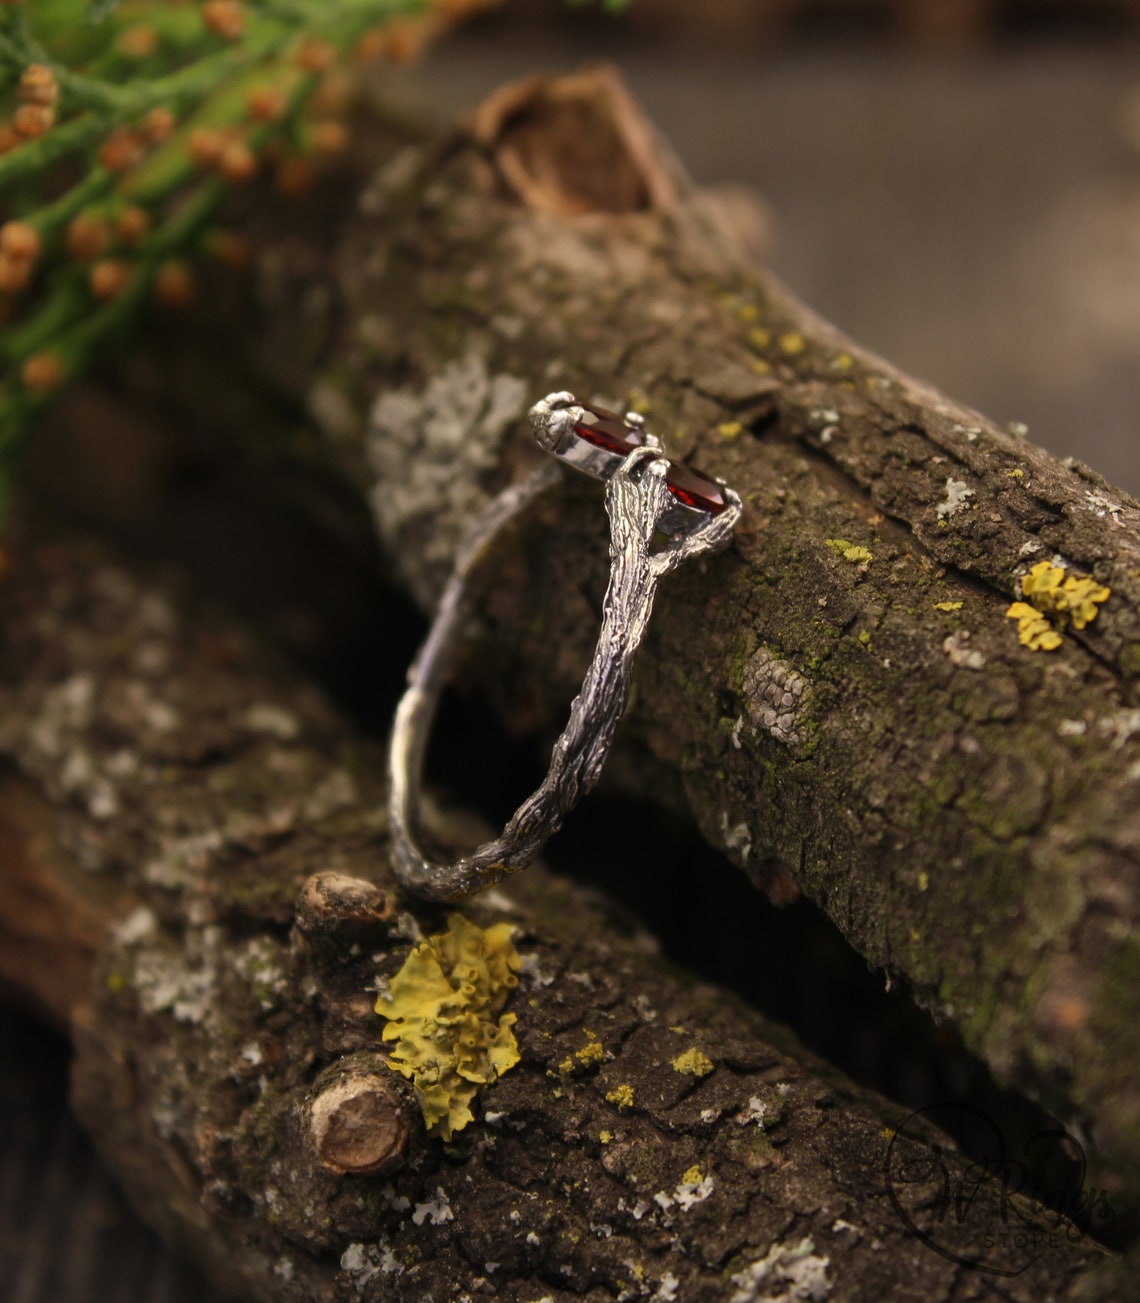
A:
[388,391,743,901]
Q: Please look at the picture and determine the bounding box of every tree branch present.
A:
[0,534,1114,1299]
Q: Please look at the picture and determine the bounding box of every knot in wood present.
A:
[307,1068,410,1176]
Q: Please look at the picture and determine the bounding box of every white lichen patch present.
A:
[673,1168,715,1211]
[303,768,358,821]
[720,811,753,863]
[1085,490,1124,524]
[243,702,300,740]
[1098,709,1140,749]
[518,953,556,988]
[112,905,158,946]
[738,1095,770,1127]
[653,1166,715,1222]
[936,478,974,518]
[942,631,986,671]
[412,1187,455,1226]
[27,673,95,756]
[134,949,217,1025]
[340,1241,402,1288]
[730,1237,831,1303]
[232,936,288,1010]
[366,353,528,604]
[143,829,225,889]
[742,648,809,747]
[651,1272,681,1301]
[381,1183,411,1213]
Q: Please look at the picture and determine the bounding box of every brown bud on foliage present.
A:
[0,255,32,294]
[13,103,55,139]
[21,353,64,394]
[67,213,111,262]
[382,16,441,64]
[142,106,175,143]
[309,68,353,117]
[116,206,150,246]
[295,38,336,73]
[218,138,257,182]
[310,120,348,155]
[89,259,131,301]
[19,65,60,106]
[187,127,225,169]
[117,25,159,58]
[0,221,40,263]
[202,0,244,40]
[154,260,194,306]
[99,128,144,172]
[246,85,286,122]
[352,28,387,64]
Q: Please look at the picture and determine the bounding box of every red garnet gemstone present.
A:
[664,461,728,515]
[572,403,646,456]
[571,403,727,515]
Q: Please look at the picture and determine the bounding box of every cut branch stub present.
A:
[295,871,395,953]
[466,64,685,215]
[307,1058,411,1177]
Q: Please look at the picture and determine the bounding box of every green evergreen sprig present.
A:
[0,0,451,498]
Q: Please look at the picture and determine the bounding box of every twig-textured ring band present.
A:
[388,391,743,902]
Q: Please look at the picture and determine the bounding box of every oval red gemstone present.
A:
[572,403,646,457]
[664,461,728,514]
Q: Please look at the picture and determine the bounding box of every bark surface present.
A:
[0,535,1115,1301]
[96,66,1140,1208]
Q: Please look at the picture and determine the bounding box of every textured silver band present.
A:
[388,394,742,902]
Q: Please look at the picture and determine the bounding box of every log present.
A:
[86,65,1140,1211]
[0,534,1116,1300]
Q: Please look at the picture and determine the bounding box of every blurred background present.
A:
[4,2,1140,1299]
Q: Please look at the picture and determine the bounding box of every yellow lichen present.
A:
[682,1164,704,1186]
[750,358,772,375]
[599,1129,613,1144]
[778,331,805,355]
[672,1047,715,1077]
[748,326,772,351]
[606,1083,635,1110]
[737,304,760,323]
[375,913,521,1140]
[934,601,963,612]
[1006,469,1025,479]
[831,352,854,371]
[575,1033,607,1067]
[826,539,873,563]
[1006,561,1110,651]
[718,421,743,439]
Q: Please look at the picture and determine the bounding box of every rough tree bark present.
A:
[0,536,1113,1301]
[86,66,1140,1212]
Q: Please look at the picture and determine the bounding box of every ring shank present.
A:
[388,447,741,902]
